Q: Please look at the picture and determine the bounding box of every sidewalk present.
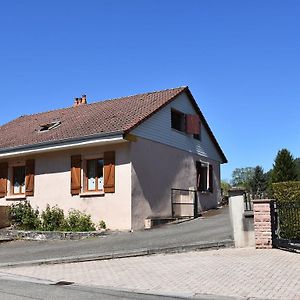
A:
[2,248,299,300]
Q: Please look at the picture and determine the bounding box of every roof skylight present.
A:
[39,121,61,132]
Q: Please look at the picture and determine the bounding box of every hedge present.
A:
[272,181,300,203]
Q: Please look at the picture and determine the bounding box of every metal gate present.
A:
[271,201,300,252]
[171,188,198,218]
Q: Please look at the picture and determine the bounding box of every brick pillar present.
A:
[253,199,274,249]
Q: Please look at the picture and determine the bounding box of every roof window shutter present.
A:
[71,155,81,195]
[0,163,8,198]
[104,151,115,193]
[25,160,35,196]
[186,115,200,135]
[209,164,213,193]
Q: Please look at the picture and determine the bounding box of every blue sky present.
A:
[1,0,299,180]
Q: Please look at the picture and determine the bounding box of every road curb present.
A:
[0,239,234,268]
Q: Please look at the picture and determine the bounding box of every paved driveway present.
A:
[1,248,299,300]
[0,207,232,265]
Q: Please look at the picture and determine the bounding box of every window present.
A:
[171,109,185,132]
[39,121,61,132]
[196,162,213,192]
[13,166,25,194]
[86,159,104,191]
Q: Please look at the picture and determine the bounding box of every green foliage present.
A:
[272,181,300,203]
[231,167,255,191]
[40,205,65,231]
[250,166,267,196]
[9,202,40,230]
[295,158,300,179]
[9,203,97,232]
[98,220,106,229]
[271,149,298,183]
[64,210,96,232]
[277,204,300,240]
[221,180,231,196]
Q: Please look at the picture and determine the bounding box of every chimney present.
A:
[81,95,87,104]
[73,97,79,107]
[73,95,87,107]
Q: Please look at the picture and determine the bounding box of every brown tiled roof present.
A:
[0,87,186,149]
[0,86,227,163]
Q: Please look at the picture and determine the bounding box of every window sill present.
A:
[6,195,27,201]
[199,191,212,195]
[79,191,105,198]
[171,128,187,135]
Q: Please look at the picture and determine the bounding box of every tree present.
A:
[221,180,231,196]
[295,158,300,179]
[271,149,298,183]
[231,167,255,190]
[250,166,267,196]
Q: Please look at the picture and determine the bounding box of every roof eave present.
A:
[0,131,125,159]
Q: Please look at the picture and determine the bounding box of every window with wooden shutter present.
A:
[104,151,115,193]
[0,163,8,198]
[71,155,81,195]
[25,160,35,196]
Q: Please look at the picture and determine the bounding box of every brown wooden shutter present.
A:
[104,151,115,193]
[186,115,200,134]
[25,160,35,196]
[209,164,213,193]
[0,163,8,198]
[71,155,81,195]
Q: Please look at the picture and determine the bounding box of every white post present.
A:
[229,188,254,248]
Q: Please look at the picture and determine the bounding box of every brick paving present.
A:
[2,248,300,299]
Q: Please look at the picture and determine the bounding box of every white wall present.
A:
[132,92,223,163]
[130,137,221,230]
[0,143,132,230]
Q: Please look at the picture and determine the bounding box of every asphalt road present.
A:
[0,277,238,300]
[0,206,232,265]
[0,278,193,300]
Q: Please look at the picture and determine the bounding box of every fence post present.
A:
[252,199,274,249]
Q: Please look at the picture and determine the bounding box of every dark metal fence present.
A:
[171,188,198,218]
[272,201,300,252]
[244,193,253,211]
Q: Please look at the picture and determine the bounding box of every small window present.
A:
[39,121,61,132]
[171,109,185,132]
[86,159,104,191]
[13,166,25,194]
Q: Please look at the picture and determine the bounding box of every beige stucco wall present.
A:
[130,137,221,230]
[0,142,132,230]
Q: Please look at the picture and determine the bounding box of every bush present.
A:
[272,181,300,203]
[64,209,96,232]
[98,220,106,229]
[9,202,40,230]
[40,205,65,231]
[9,203,96,232]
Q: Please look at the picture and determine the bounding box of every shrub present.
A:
[40,205,65,231]
[9,202,40,230]
[64,210,96,232]
[272,181,300,203]
[98,220,106,229]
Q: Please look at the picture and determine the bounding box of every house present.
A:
[0,87,227,230]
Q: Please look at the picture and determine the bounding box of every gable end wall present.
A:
[131,93,223,163]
